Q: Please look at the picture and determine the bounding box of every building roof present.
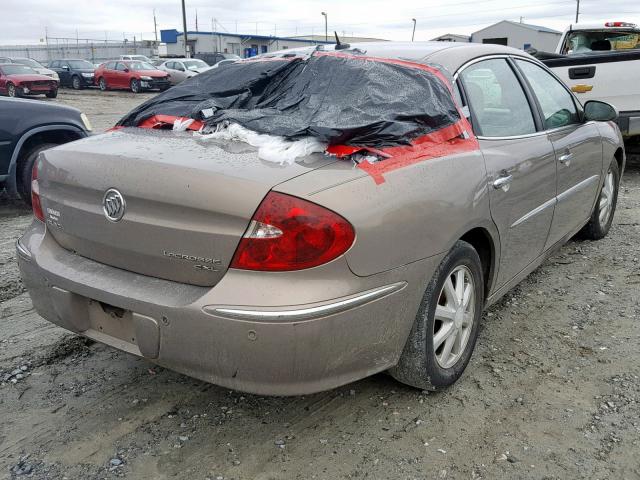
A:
[291,35,389,43]
[430,34,471,41]
[160,29,333,45]
[472,20,561,36]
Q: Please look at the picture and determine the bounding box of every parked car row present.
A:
[0,53,243,97]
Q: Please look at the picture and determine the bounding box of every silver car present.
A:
[158,58,211,84]
[17,42,624,396]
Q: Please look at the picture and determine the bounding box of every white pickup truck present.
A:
[536,21,640,151]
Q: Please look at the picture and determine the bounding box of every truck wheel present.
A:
[7,83,21,97]
[389,240,484,390]
[18,143,58,205]
[579,158,620,240]
[72,76,82,90]
[130,79,141,93]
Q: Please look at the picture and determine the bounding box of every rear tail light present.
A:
[31,160,44,222]
[230,191,355,271]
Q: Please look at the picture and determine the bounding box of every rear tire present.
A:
[72,76,82,90]
[579,158,620,240]
[130,79,141,93]
[7,83,20,97]
[18,143,58,205]
[389,240,484,390]
[98,77,107,91]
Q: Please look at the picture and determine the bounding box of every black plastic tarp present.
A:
[118,52,460,147]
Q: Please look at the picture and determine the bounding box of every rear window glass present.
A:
[562,30,640,54]
[119,53,460,148]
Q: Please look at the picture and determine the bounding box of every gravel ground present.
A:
[1,91,639,479]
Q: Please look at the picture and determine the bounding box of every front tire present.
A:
[45,88,58,98]
[18,143,58,205]
[98,77,107,91]
[579,158,620,240]
[72,76,82,90]
[389,240,484,390]
[130,79,141,93]
[7,83,20,97]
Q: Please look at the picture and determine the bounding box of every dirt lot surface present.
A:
[1,91,640,479]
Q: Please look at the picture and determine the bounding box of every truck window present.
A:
[562,30,640,54]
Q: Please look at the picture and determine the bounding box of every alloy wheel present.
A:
[72,76,80,89]
[99,78,106,91]
[7,84,16,97]
[598,169,615,225]
[433,265,475,369]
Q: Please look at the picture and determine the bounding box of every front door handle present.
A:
[492,174,513,192]
[558,152,573,165]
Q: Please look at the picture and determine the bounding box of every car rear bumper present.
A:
[17,222,433,395]
[617,110,640,137]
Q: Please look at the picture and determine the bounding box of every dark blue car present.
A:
[0,97,91,204]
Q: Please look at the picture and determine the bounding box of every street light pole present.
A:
[181,0,189,58]
[321,12,327,42]
[575,0,580,23]
[411,18,416,42]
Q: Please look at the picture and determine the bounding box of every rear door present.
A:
[103,62,117,86]
[514,59,603,248]
[458,57,557,289]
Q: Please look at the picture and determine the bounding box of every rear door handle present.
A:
[492,174,513,192]
[558,152,573,165]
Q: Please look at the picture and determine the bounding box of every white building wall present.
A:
[472,23,561,51]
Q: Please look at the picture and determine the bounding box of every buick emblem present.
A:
[102,188,126,222]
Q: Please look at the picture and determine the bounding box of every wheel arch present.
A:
[6,125,87,195]
[459,226,498,300]
[614,147,624,176]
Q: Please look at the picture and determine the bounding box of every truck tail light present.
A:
[230,191,355,271]
[605,21,636,27]
[31,161,44,222]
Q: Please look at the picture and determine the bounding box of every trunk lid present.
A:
[38,128,336,287]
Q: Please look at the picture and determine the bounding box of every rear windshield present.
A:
[128,61,156,71]
[68,60,94,69]
[119,53,460,148]
[1,64,37,75]
[562,30,640,54]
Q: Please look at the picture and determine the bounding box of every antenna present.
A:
[334,31,350,50]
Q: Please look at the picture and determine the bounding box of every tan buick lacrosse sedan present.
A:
[17,42,624,395]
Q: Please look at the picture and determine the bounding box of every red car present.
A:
[95,60,171,93]
[0,63,58,98]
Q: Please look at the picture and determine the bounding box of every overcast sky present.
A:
[1,0,638,44]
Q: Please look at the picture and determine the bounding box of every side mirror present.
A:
[123,68,130,73]
[62,65,69,70]
[584,100,618,122]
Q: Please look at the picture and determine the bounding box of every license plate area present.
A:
[88,300,138,346]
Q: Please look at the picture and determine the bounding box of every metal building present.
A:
[160,29,333,58]
[471,20,562,51]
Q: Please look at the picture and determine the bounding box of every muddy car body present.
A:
[17,43,624,395]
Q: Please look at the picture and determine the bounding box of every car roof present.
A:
[267,42,537,75]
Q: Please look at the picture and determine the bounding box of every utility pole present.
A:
[153,9,158,42]
[411,18,416,41]
[195,9,199,32]
[321,12,328,42]
[181,0,189,58]
[575,0,580,23]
